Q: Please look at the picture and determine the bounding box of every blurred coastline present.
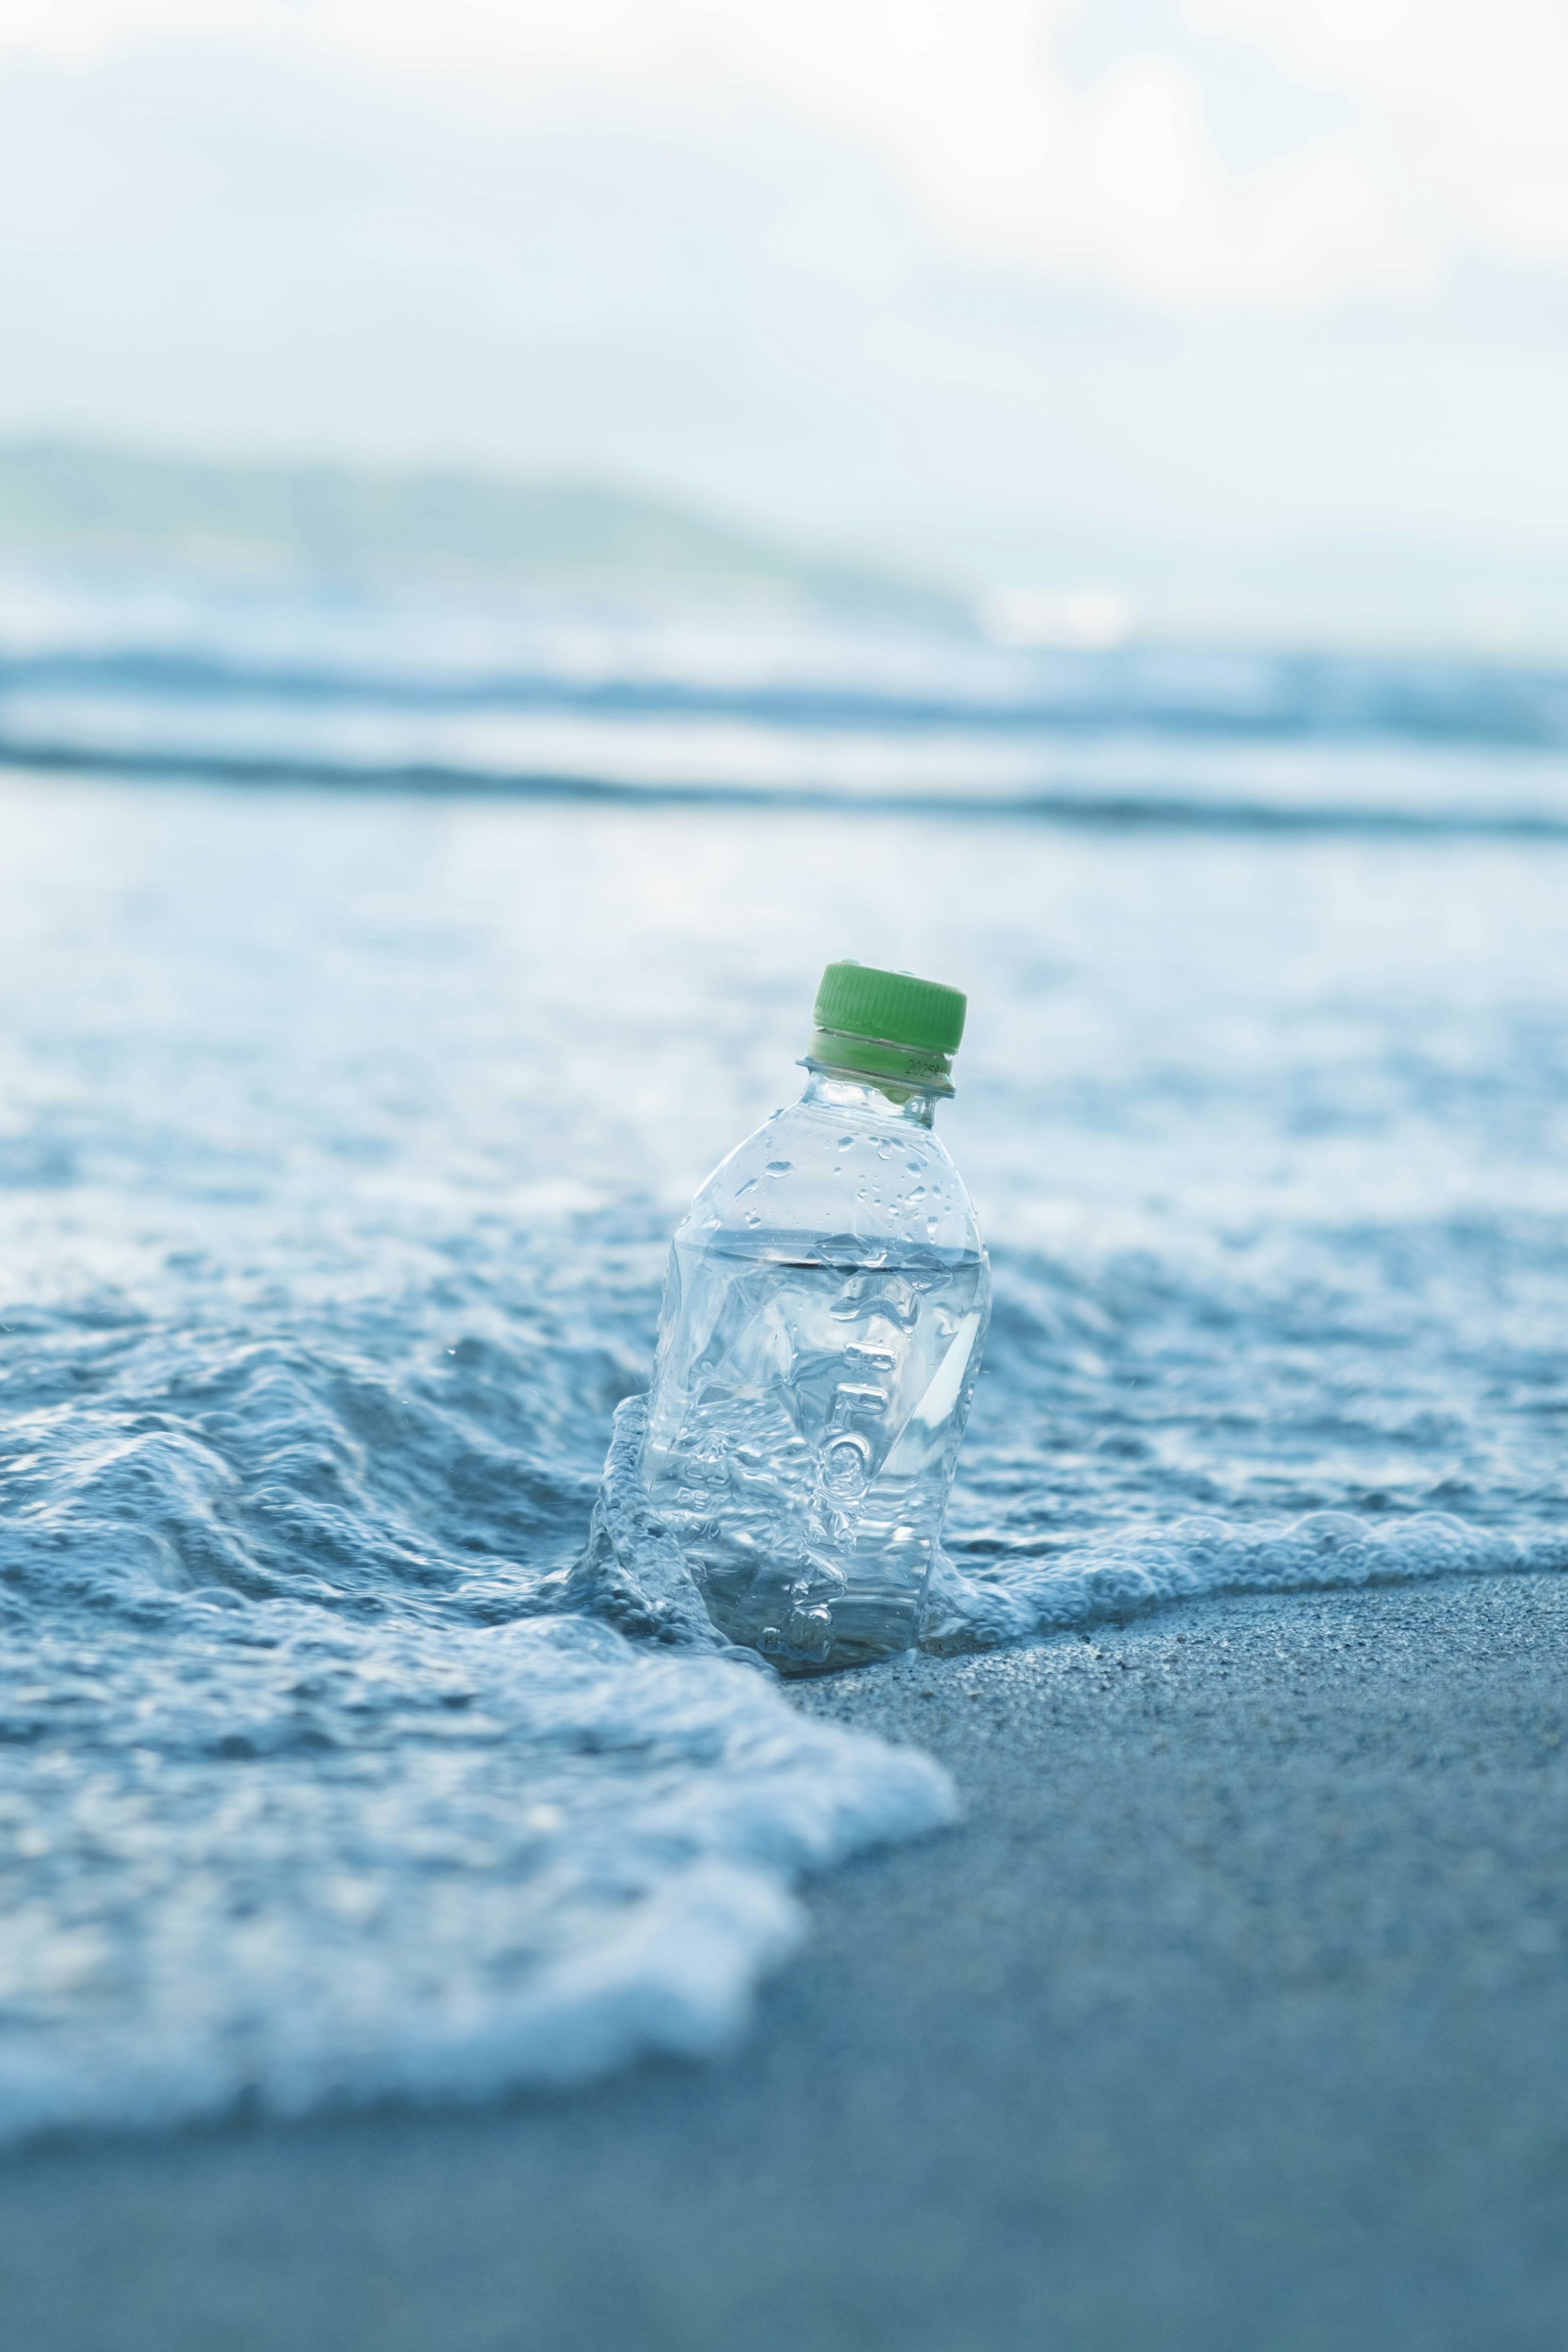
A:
[8,437,1568,664]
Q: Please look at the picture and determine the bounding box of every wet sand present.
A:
[3,1573,1567,2352]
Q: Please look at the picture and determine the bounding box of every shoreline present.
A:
[3,1572,1567,2350]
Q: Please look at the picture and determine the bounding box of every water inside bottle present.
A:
[641,1228,989,1670]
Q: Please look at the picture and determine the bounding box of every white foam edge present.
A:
[0,1717,957,2145]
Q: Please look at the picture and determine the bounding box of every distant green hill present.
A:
[0,440,963,624]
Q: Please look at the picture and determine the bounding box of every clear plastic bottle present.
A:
[640,961,989,1673]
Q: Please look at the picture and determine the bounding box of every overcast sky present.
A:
[4,1,1568,610]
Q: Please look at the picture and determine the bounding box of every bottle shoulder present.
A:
[677,1095,984,1262]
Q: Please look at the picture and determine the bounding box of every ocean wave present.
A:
[0,1605,953,2144]
[923,1512,1566,1650]
[8,638,1568,748]
[7,732,1568,835]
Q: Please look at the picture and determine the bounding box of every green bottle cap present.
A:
[804,960,968,1097]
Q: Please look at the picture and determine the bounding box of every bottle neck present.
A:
[798,1067,939,1130]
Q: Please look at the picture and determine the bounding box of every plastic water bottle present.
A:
[640,961,990,1673]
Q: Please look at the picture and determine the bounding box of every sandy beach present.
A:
[2,1570,1565,2351]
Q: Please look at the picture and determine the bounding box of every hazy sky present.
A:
[4,1,1568,604]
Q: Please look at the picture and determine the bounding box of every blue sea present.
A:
[3,569,1568,2138]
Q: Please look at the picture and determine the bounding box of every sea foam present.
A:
[0,1605,952,2142]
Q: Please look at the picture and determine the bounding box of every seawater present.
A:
[3,580,1568,2143]
[642,1238,988,1667]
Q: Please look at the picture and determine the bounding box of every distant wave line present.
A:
[7,648,1568,748]
[8,732,1568,837]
